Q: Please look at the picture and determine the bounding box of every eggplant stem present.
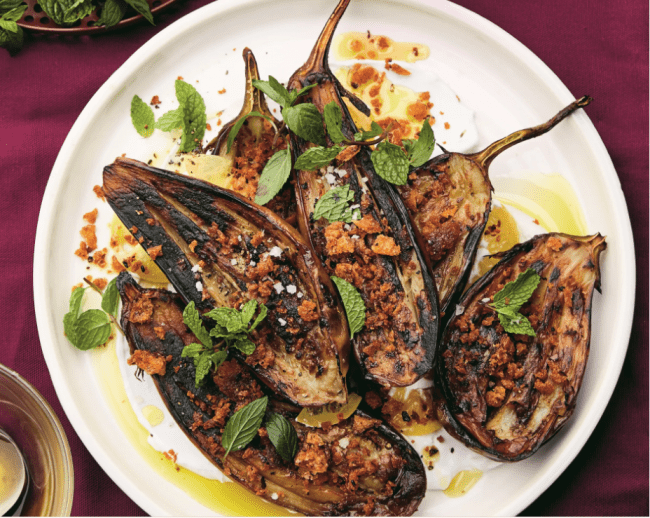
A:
[83,277,125,336]
[300,0,351,74]
[470,96,592,169]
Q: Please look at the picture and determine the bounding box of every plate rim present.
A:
[32,0,636,516]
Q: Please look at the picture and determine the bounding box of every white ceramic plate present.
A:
[33,0,635,515]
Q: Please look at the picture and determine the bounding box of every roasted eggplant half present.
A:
[288,0,439,387]
[117,273,426,516]
[436,233,606,461]
[399,97,592,316]
[103,157,349,407]
[203,47,295,221]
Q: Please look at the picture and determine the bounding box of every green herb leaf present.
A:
[239,300,258,325]
[330,276,366,338]
[370,141,409,185]
[232,337,256,356]
[226,111,271,153]
[63,287,86,346]
[252,77,291,107]
[354,121,383,142]
[181,343,205,358]
[96,0,126,27]
[282,104,326,146]
[194,353,212,385]
[210,349,228,370]
[39,0,92,26]
[131,95,155,138]
[1,3,25,21]
[249,304,267,331]
[404,118,435,168]
[175,79,206,153]
[255,149,291,206]
[101,278,119,317]
[491,268,541,311]
[155,107,184,132]
[287,83,318,106]
[0,22,22,55]
[265,412,298,462]
[497,311,536,337]
[294,145,342,172]
[313,184,357,224]
[323,102,346,144]
[183,301,212,348]
[75,310,111,350]
[222,396,268,457]
[123,0,153,24]
[0,0,24,15]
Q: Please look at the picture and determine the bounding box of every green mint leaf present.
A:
[0,23,22,55]
[155,107,184,132]
[252,77,290,107]
[282,104,326,146]
[232,337,256,356]
[222,396,268,457]
[354,121,383,142]
[294,145,342,172]
[131,95,155,138]
[39,0,92,25]
[313,184,356,224]
[405,119,435,168]
[101,278,119,317]
[370,141,409,185]
[175,80,206,153]
[206,307,240,328]
[226,111,271,153]
[183,301,212,348]
[491,268,541,312]
[69,286,86,315]
[75,310,111,350]
[255,149,291,206]
[291,84,318,103]
[181,343,205,358]
[194,352,212,386]
[497,312,536,337]
[249,304,267,331]
[209,324,230,340]
[1,3,25,22]
[323,102,346,144]
[265,412,298,462]
[63,287,86,346]
[95,0,125,26]
[240,300,258,326]
[210,349,228,370]
[0,18,17,31]
[122,0,153,24]
[330,276,366,338]
[0,0,24,15]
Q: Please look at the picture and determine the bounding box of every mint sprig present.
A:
[488,268,541,337]
[130,95,155,138]
[64,280,122,351]
[181,299,267,386]
[323,101,346,144]
[370,141,410,185]
[403,118,435,167]
[222,396,268,458]
[294,146,343,171]
[226,110,274,153]
[0,2,26,55]
[331,276,366,338]
[312,184,359,224]
[255,148,291,206]
[354,121,383,142]
[265,412,298,462]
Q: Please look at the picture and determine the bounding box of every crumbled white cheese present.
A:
[352,235,360,240]
[237,235,242,242]
[278,318,287,326]
[362,177,369,183]
[344,223,351,231]
[286,285,297,294]
[191,264,202,273]
[335,168,347,178]
[325,173,336,185]
[482,297,491,303]
[269,246,283,258]
[338,437,350,449]
[350,204,360,209]
[455,305,465,316]
[271,493,279,501]
[196,281,203,292]
[250,261,256,267]
[230,258,237,266]
[274,282,284,294]
[326,165,335,174]
[297,292,304,298]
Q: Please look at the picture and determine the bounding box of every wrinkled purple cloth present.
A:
[0,0,647,515]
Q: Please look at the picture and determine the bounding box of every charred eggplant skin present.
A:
[398,97,592,318]
[117,273,426,516]
[435,233,606,461]
[287,0,439,387]
[104,157,349,407]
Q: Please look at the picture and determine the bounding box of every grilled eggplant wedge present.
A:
[117,273,426,516]
[203,48,295,221]
[103,157,349,407]
[288,0,439,387]
[436,233,606,461]
[399,97,592,316]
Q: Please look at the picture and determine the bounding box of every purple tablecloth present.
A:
[0,0,647,515]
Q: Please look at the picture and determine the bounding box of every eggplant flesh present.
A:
[399,97,592,317]
[117,273,426,516]
[436,233,606,461]
[288,0,439,387]
[203,47,295,222]
[103,157,349,407]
